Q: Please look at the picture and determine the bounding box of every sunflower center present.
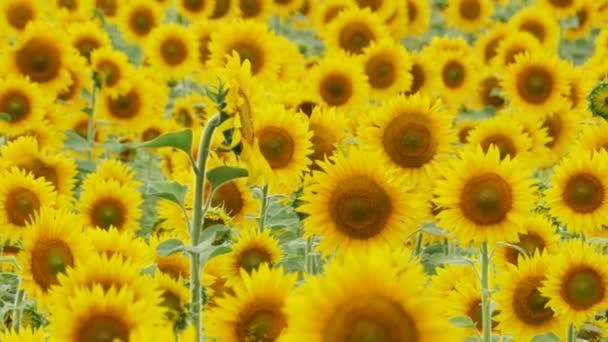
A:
[309,123,337,166]
[483,35,503,64]
[211,182,245,216]
[77,315,129,342]
[1,92,30,123]
[230,42,264,75]
[210,0,230,18]
[520,21,546,42]
[241,309,286,342]
[480,134,516,160]
[240,0,262,17]
[459,0,481,20]
[20,158,59,189]
[98,62,120,86]
[156,258,188,280]
[405,63,424,95]
[58,72,80,101]
[31,239,73,291]
[161,290,183,317]
[505,232,545,265]
[96,0,118,16]
[383,114,435,169]
[541,114,561,149]
[339,21,375,54]
[323,296,419,342]
[320,72,353,106]
[198,36,211,64]
[561,267,605,310]
[7,4,33,30]
[365,55,396,89]
[257,127,295,169]
[458,125,473,144]
[239,248,272,273]
[6,187,40,226]
[297,101,317,116]
[329,176,392,239]
[516,66,553,105]
[92,200,125,230]
[407,1,418,22]
[563,173,604,213]
[142,127,162,141]
[480,76,505,108]
[323,5,345,24]
[161,38,188,66]
[184,0,205,11]
[16,37,62,83]
[442,61,465,88]
[107,90,141,119]
[548,0,573,8]
[131,9,154,36]
[461,173,512,225]
[513,276,554,325]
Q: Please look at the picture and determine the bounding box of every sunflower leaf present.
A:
[156,239,185,256]
[0,113,10,121]
[530,332,561,342]
[200,224,230,242]
[183,240,231,263]
[146,181,188,206]
[448,316,477,329]
[134,129,193,155]
[206,166,248,192]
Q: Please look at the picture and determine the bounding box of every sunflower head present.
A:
[223,228,283,282]
[589,79,608,120]
[324,7,390,55]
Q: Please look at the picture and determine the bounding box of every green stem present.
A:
[480,242,492,342]
[258,185,269,230]
[567,324,576,342]
[190,114,221,342]
[443,238,449,256]
[413,232,423,257]
[11,277,23,332]
[87,73,99,161]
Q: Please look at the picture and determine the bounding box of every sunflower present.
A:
[383,1,407,39]
[509,6,560,51]
[0,0,43,37]
[428,263,478,302]
[237,0,271,20]
[67,20,111,63]
[77,179,143,232]
[154,272,190,322]
[545,151,608,235]
[144,23,199,81]
[274,36,306,83]
[432,48,480,108]
[85,158,141,189]
[56,55,91,115]
[242,102,313,191]
[7,120,65,157]
[575,120,608,154]
[465,114,533,161]
[0,327,47,342]
[309,52,369,113]
[534,108,584,168]
[323,7,390,55]
[203,254,234,308]
[443,275,495,338]
[311,0,355,32]
[175,0,216,20]
[6,21,75,96]
[502,52,571,116]
[282,247,454,341]
[588,78,608,120]
[403,50,436,96]
[307,105,349,170]
[150,234,191,280]
[433,146,536,245]
[93,0,120,19]
[222,228,283,282]
[541,239,608,325]
[48,285,164,341]
[358,94,454,186]
[0,75,50,135]
[495,252,566,341]
[444,0,493,33]
[90,47,134,96]
[87,227,154,268]
[454,119,479,144]
[206,264,297,341]
[172,93,208,128]
[116,0,164,43]
[492,31,541,72]
[474,24,509,66]
[208,19,280,82]
[404,0,431,37]
[539,0,584,18]
[208,0,239,20]
[49,0,93,20]
[299,148,423,255]
[18,208,94,307]
[359,39,412,98]
[565,1,597,40]
[192,20,217,70]
[566,68,592,116]
[471,72,506,111]
[1,136,77,203]
[495,214,560,266]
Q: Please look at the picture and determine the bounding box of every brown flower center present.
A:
[92,199,126,230]
[511,276,554,325]
[97,60,121,87]
[561,267,605,310]
[516,66,553,105]
[505,232,546,265]
[520,20,546,43]
[329,176,392,239]
[6,3,34,30]
[382,113,436,168]
[77,315,129,342]
[479,76,505,109]
[210,0,231,18]
[323,5,345,24]
[107,89,141,119]
[405,63,424,95]
[161,38,188,66]
[460,173,512,225]
[240,0,262,18]
[257,127,295,169]
[211,182,244,216]
[407,0,418,22]
[198,35,212,65]
[563,173,604,213]
[458,125,474,144]
[459,0,481,20]
[238,248,272,273]
[480,134,517,160]
[365,54,396,90]
[338,21,375,54]
[442,60,465,88]
[541,114,562,149]
[129,7,155,37]
[142,127,162,141]
[309,123,337,167]
[548,0,573,8]
[31,239,74,291]
[483,34,504,64]
[183,0,205,11]
[16,37,62,83]
[229,41,264,75]
[6,187,41,227]
[95,0,118,17]
[0,91,31,123]
[75,37,100,61]
[238,307,286,342]
[19,158,59,189]
[319,72,353,106]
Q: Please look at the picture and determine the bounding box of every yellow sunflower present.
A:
[144,23,199,81]
[208,19,280,82]
[432,48,480,108]
[67,20,112,63]
[574,120,608,154]
[87,227,154,268]
[539,0,584,18]
[492,31,541,73]
[175,0,216,20]
[502,52,571,116]
[323,7,390,55]
[311,0,355,33]
[402,50,436,96]
[77,179,143,232]
[565,1,597,40]
[237,0,272,20]
[206,264,297,341]
[509,6,560,51]
[443,275,495,339]
[192,20,217,70]
[534,108,585,168]
[454,118,479,144]
[92,0,121,20]
[404,0,431,37]
[57,55,91,115]
[444,0,493,33]
[307,105,350,170]
[495,214,560,266]
[154,272,190,322]
[18,208,94,307]
[0,75,50,135]
[48,285,164,341]
[545,151,608,235]
[495,252,567,341]
[90,46,135,96]
[474,23,509,66]
[299,148,423,255]
[471,72,506,111]
[282,247,455,341]
[541,239,608,325]
[272,0,304,18]
[0,327,46,342]
[150,234,191,281]
[116,0,164,43]
[433,146,536,245]
[358,94,454,186]
[0,0,43,37]
[208,0,239,20]
[465,114,533,161]
[222,227,283,282]
[6,118,66,155]
[359,39,412,98]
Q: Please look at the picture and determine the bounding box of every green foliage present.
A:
[206,166,248,193]
[133,129,193,156]
[145,181,189,207]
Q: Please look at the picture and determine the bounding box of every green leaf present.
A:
[437,256,475,267]
[206,166,248,191]
[146,181,188,206]
[421,223,448,236]
[448,316,477,329]
[76,160,97,173]
[183,240,232,263]
[201,224,230,242]
[0,113,10,121]
[64,130,91,152]
[134,129,192,155]
[530,332,561,342]
[156,239,185,256]
[141,264,157,276]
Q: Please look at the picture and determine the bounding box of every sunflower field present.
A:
[4,0,608,341]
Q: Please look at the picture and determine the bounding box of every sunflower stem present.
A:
[190,113,222,342]
[413,232,423,257]
[258,185,269,230]
[11,279,23,332]
[87,72,100,161]
[480,242,492,342]
[567,323,576,342]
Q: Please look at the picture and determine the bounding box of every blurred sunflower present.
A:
[495,214,560,266]
[0,75,50,135]
[534,108,584,167]
[564,1,597,40]
[222,228,283,282]
[90,47,134,96]
[404,0,431,37]
[307,106,349,170]
[150,234,192,281]
[324,7,390,55]
[192,20,217,70]
[237,0,272,20]
[145,23,199,81]
[471,72,506,111]
[444,0,493,33]
[509,6,560,51]
[403,51,436,96]
[359,39,412,98]
[92,0,120,20]
[538,0,583,18]
[0,0,43,37]
[175,0,216,20]
[311,0,354,32]
[433,48,480,108]
[154,272,190,322]
[574,120,608,154]
[492,31,541,72]
[466,114,532,161]
[474,24,509,66]
[87,227,154,268]
[67,20,112,63]
[116,0,164,43]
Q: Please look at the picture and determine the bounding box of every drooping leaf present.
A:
[206,166,248,191]
[156,239,185,256]
[134,129,193,155]
[448,316,477,329]
[146,181,188,206]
